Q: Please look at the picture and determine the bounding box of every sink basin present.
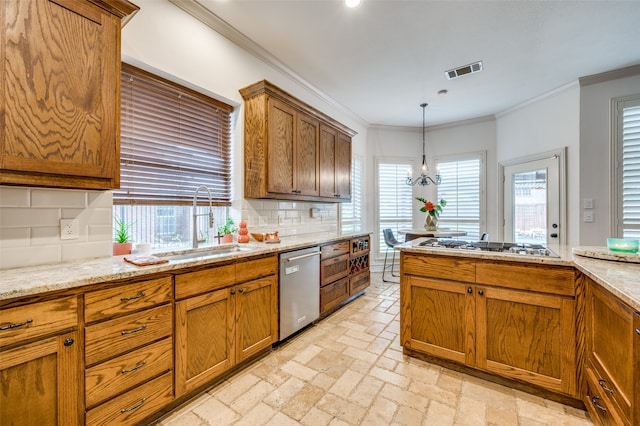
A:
[164,245,258,261]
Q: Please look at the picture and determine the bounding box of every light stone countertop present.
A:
[396,238,640,311]
[0,232,371,302]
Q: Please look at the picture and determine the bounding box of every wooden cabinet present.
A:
[0,297,81,426]
[84,276,173,425]
[320,241,350,314]
[0,0,138,189]
[174,255,278,397]
[240,80,355,202]
[319,126,352,200]
[584,275,638,425]
[401,253,579,397]
[320,236,370,315]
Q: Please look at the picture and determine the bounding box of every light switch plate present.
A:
[60,219,80,240]
[583,198,594,209]
[583,212,594,223]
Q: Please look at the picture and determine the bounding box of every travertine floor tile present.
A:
[154,272,592,426]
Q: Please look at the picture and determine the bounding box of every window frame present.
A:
[339,154,364,234]
[433,151,487,240]
[611,94,640,238]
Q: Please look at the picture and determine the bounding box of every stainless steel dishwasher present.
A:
[279,246,320,340]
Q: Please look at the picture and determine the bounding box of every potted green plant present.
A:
[218,217,237,243]
[113,217,134,255]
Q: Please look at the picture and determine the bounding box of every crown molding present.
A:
[167,0,368,128]
[496,80,579,119]
[579,63,640,87]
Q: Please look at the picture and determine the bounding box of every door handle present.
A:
[286,252,320,262]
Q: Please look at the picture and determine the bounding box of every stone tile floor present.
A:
[156,272,593,425]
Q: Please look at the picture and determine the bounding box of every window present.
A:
[614,95,640,238]
[340,155,364,233]
[376,158,414,258]
[435,152,485,240]
[113,64,233,249]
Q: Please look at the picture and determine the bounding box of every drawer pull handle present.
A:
[121,324,146,335]
[121,360,147,374]
[120,397,147,413]
[0,318,33,331]
[598,379,615,394]
[591,396,607,412]
[121,292,146,302]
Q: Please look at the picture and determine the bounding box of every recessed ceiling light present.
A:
[345,0,361,8]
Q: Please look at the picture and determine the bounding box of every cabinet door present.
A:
[476,286,577,396]
[0,331,80,426]
[1,0,120,189]
[586,280,634,422]
[335,132,351,200]
[235,276,277,363]
[401,276,475,366]
[296,112,320,196]
[175,288,234,397]
[319,124,337,198]
[267,98,295,194]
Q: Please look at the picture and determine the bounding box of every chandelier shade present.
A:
[406,103,441,186]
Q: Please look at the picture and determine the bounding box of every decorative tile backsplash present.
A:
[238,199,338,237]
[0,186,113,269]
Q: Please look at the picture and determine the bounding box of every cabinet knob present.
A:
[478,290,484,296]
[63,338,74,346]
[636,328,640,336]
[238,288,244,293]
[467,288,473,294]
[230,289,236,295]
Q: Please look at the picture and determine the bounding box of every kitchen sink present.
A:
[163,245,259,261]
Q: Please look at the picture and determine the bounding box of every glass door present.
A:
[503,156,560,247]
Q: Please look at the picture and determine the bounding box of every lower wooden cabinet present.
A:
[584,275,638,425]
[401,253,579,398]
[0,330,81,426]
[175,256,278,398]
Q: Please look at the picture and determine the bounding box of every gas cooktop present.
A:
[417,239,559,258]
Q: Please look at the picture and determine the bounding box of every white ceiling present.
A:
[190,0,640,128]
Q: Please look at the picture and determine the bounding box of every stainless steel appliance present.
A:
[279,246,320,340]
[417,238,560,258]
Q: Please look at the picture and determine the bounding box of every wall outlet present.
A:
[60,219,80,240]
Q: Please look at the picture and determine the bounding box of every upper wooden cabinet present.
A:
[0,0,138,189]
[240,80,355,202]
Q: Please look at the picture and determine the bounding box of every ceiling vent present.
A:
[445,61,483,80]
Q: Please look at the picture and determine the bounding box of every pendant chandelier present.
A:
[406,102,441,186]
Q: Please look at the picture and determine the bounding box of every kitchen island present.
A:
[397,238,640,425]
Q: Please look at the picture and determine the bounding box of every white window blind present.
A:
[435,153,485,240]
[618,97,640,238]
[340,155,363,233]
[376,160,413,257]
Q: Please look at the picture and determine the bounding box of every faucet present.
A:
[192,185,214,249]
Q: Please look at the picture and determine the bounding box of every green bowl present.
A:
[607,238,639,253]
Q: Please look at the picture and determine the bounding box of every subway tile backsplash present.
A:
[239,199,338,238]
[0,186,112,269]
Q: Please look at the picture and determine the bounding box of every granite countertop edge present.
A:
[0,232,371,302]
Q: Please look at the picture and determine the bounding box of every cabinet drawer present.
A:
[236,255,277,284]
[402,253,475,282]
[85,305,172,365]
[175,263,235,300]
[587,358,631,423]
[349,271,369,296]
[321,253,349,286]
[0,296,77,348]
[85,277,173,323]
[86,337,173,408]
[585,367,628,425]
[320,277,349,313]
[86,371,173,426]
[321,241,349,259]
[476,261,574,296]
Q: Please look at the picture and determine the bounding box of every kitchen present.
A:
[1,0,640,425]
